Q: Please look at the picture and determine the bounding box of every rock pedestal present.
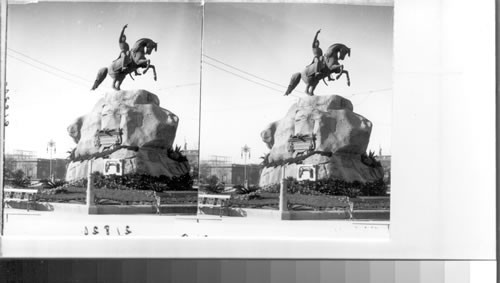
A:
[66,89,190,181]
[259,95,383,186]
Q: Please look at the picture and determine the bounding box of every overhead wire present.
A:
[202,55,393,106]
[203,54,290,89]
[7,54,89,88]
[203,54,393,99]
[202,54,394,125]
[348,88,392,107]
[202,60,299,97]
[7,48,91,83]
[6,47,392,105]
[349,88,392,96]
[203,54,309,96]
[155,82,200,92]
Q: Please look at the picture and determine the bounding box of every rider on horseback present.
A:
[91,33,158,91]
[118,24,130,70]
[285,40,351,96]
[311,29,324,77]
[118,24,140,76]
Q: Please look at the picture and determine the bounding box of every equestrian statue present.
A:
[285,29,351,96]
[91,24,158,91]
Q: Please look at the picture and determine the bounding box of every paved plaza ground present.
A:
[3,207,389,239]
[1,207,390,258]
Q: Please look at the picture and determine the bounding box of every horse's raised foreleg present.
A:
[140,59,151,75]
[140,62,157,81]
[135,57,149,66]
[339,70,350,86]
[147,65,157,81]
[334,65,344,80]
[333,65,350,86]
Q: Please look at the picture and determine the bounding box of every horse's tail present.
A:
[91,67,108,90]
[284,72,301,96]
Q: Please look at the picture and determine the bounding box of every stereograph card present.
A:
[0,0,495,261]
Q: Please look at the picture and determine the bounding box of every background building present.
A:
[36,158,68,180]
[376,155,391,192]
[4,150,68,180]
[4,150,38,179]
[200,155,261,186]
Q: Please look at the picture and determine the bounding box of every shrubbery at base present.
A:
[90,172,194,192]
[261,177,387,198]
[55,172,194,192]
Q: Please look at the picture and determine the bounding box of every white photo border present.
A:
[0,0,496,259]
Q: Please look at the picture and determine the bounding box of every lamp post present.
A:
[46,140,56,181]
[279,165,288,214]
[241,144,251,189]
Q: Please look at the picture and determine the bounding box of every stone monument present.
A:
[284,31,351,96]
[66,89,190,181]
[91,26,158,91]
[259,94,383,186]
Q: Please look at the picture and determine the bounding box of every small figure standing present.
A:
[311,29,324,76]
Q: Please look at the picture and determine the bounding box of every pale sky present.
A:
[6,2,202,159]
[200,3,393,164]
[5,2,393,164]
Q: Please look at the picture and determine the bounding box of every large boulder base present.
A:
[260,95,383,186]
[66,89,189,181]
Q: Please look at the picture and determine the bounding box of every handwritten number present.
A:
[83,225,131,235]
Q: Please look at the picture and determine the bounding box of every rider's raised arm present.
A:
[312,29,321,48]
[119,24,128,43]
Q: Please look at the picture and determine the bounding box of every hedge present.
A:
[261,177,388,198]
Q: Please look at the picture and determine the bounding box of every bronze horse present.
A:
[91,38,158,91]
[285,43,351,96]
